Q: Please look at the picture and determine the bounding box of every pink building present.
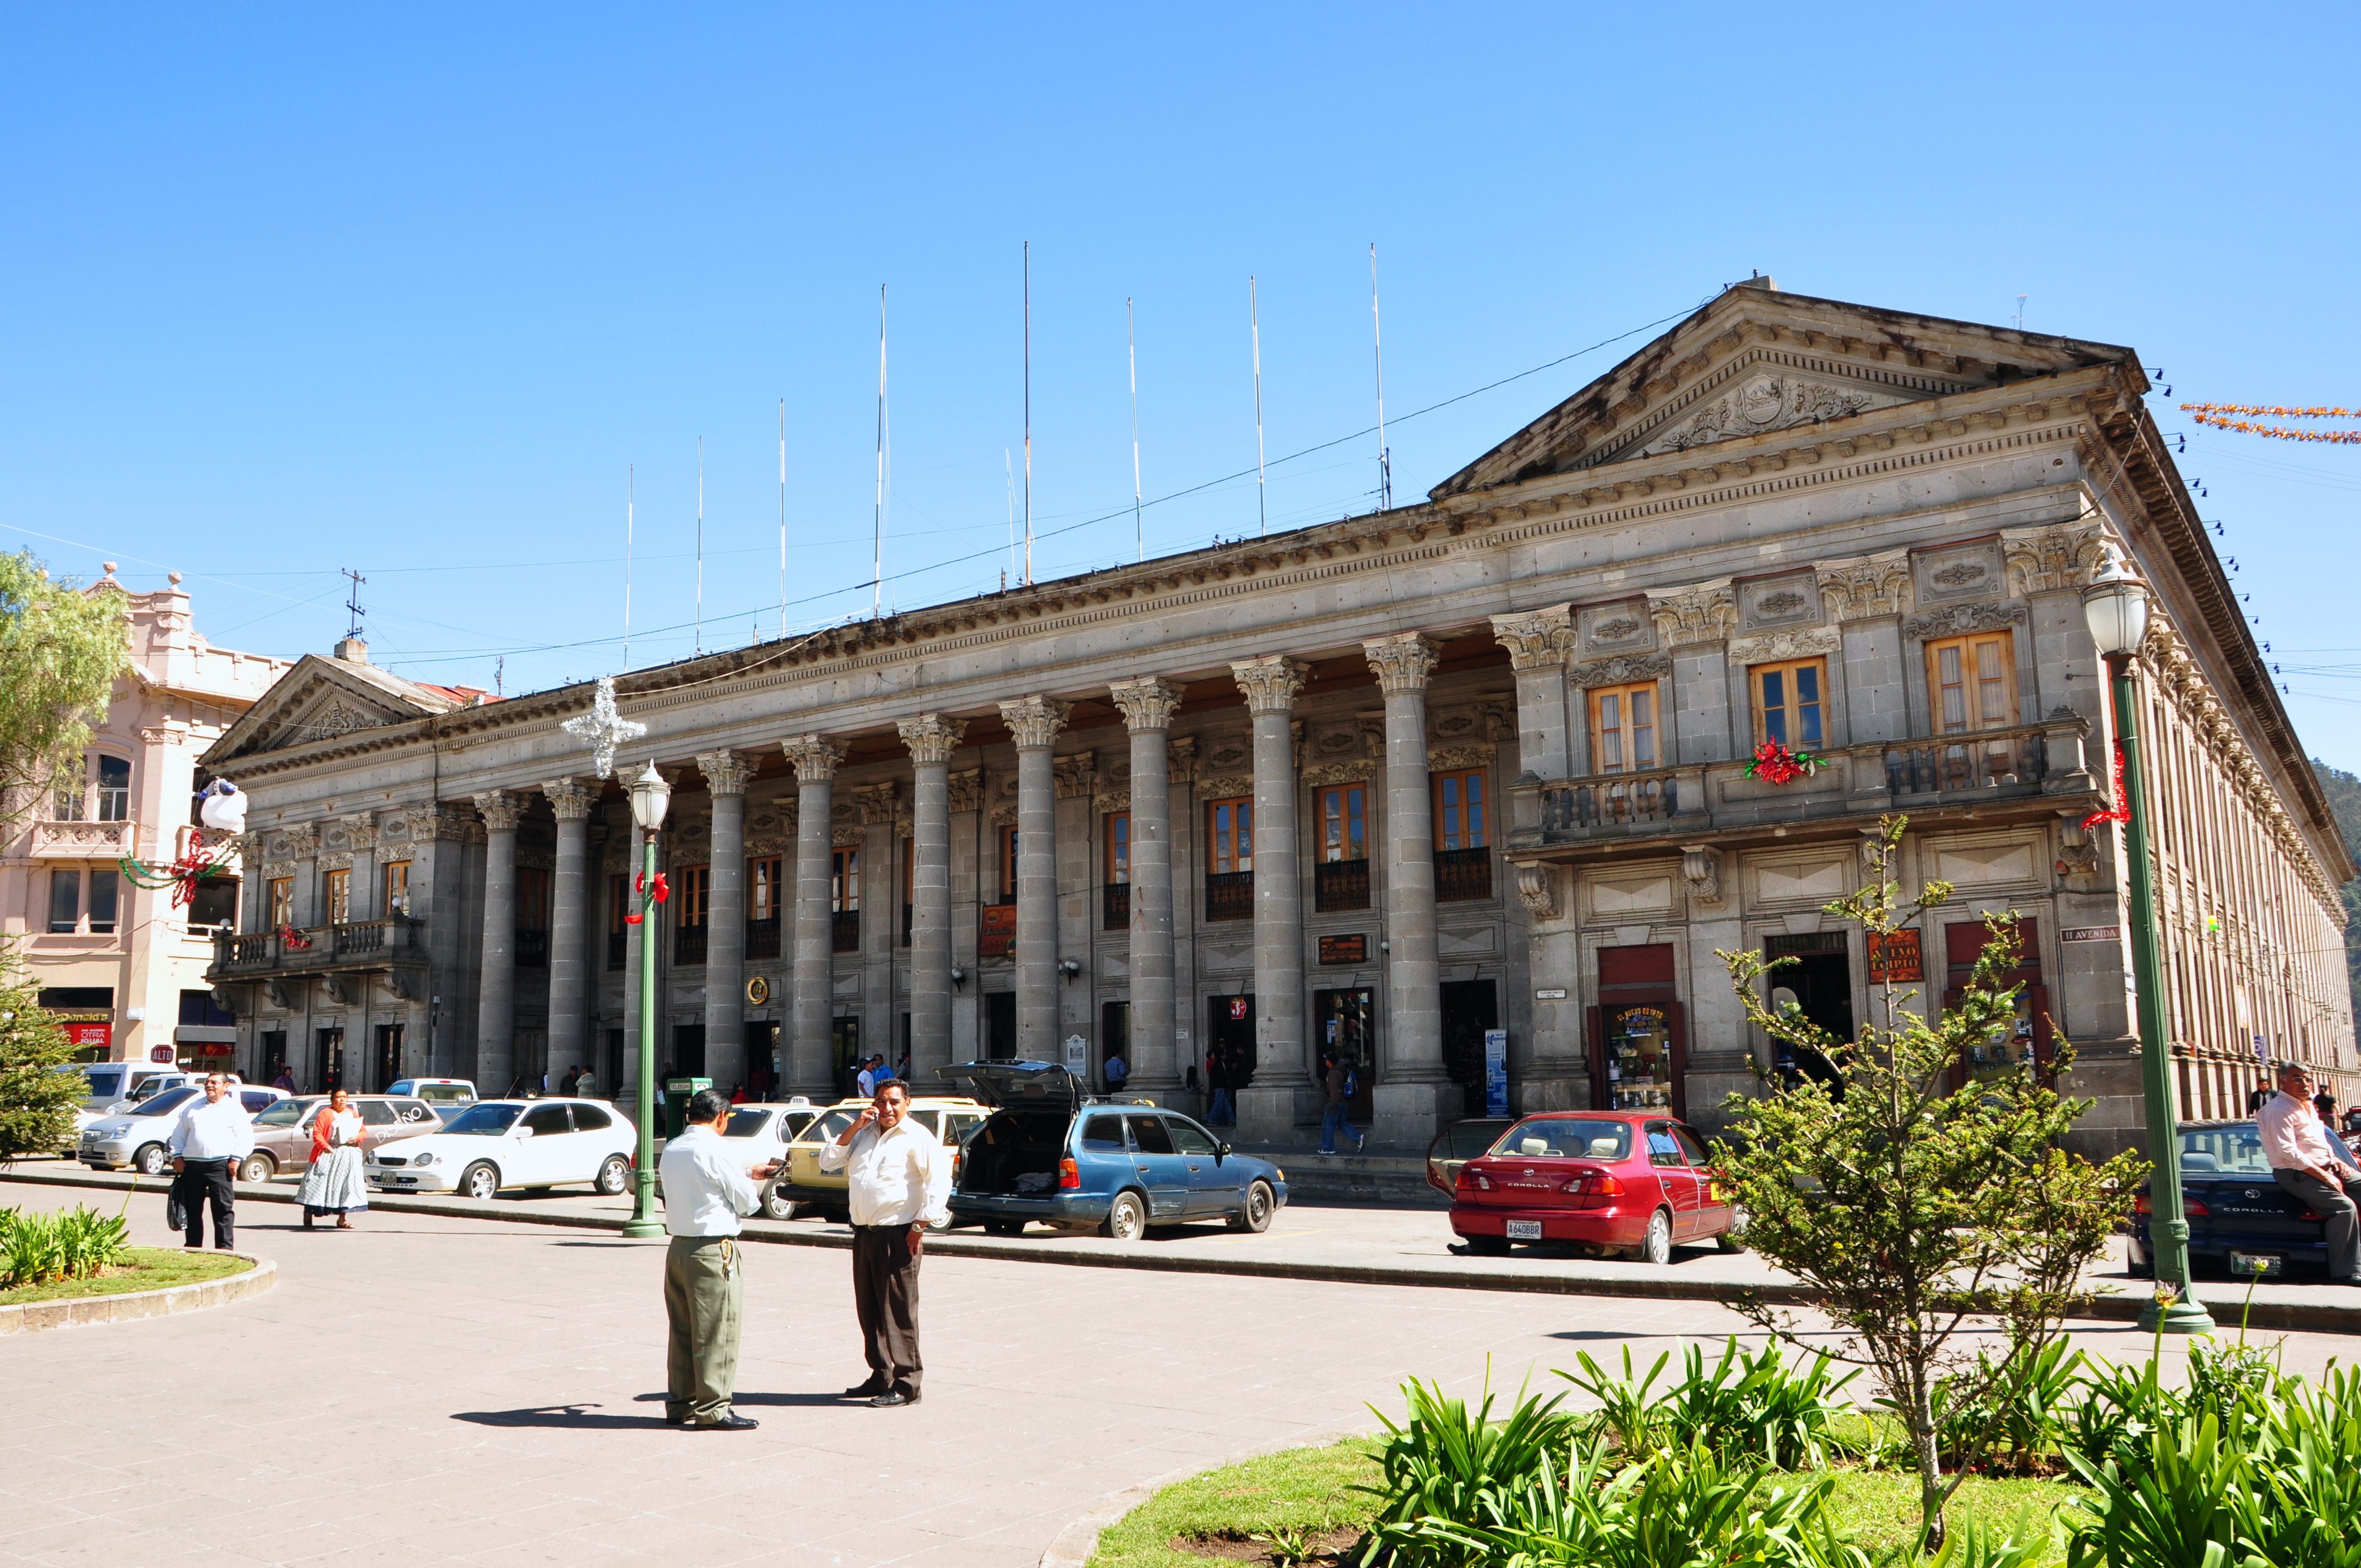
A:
[2,566,292,1068]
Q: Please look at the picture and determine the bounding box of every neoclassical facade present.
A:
[200,281,2354,1151]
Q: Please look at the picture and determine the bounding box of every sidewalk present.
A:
[12,1158,2356,1335]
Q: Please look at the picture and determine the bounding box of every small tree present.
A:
[0,945,81,1164]
[1715,815,2141,1551]
[0,548,130,836]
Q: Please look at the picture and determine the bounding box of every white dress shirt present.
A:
[169,1096,255,1161]
[658,1123,762,1237]
[856,1068,877,1098]
[819,1118,950,1228]
[2259,1090,2341,1174]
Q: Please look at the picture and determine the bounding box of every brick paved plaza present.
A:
[4,1183,2357,1568]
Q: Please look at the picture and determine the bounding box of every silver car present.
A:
[243,1095,440,1183]
[80,1084,287,1174]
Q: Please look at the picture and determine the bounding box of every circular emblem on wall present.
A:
[1737,374,1787,426]
[745,976,770,1006]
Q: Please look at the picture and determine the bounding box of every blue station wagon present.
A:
[944,1060,1288,1240]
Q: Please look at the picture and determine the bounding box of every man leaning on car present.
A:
[2260,1062,2361,1286]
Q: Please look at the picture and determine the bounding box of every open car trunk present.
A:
[956,1109,1069,1197]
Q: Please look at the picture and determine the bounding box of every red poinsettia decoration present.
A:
[624,871,672,924]
[277,922,313,951]
[1745,740,1826,785]
[2082,741,2131,831]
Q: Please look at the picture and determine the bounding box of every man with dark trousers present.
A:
[168,1072,253,1249]
[819,1079,949,1407]
[2260,1061,2361,1286]
[657,1088,782,1429]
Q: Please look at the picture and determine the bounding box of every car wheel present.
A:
[762,1186,798,1221]
[593,1156,629,1196]
[1638,1208,1674,1266]
[460,1162,501,1201]
[1230,1180,1275,1234]
[238,1153,275,1185]
[135,1143,169,1177]
[983,1219,1025,1237]
[1464,1234,1511,1257]
[1102,1190,1147,1242]
[1717,1204,1749,1253]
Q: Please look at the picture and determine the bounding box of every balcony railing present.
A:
[516,928,549,968]
[746,917,781,961]
[608,930,627,970]
[674,923,708,967]
[1103,881,1130,930]
[831,908,861,954]
[211,918,425,978]
[1205,870,1254,923]
[31,818,132,857]
[1434,847,1493,903]
[1314,858,1370,913]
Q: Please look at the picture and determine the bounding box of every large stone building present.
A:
[200,280,2354,1151]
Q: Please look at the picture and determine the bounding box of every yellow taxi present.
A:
[774,1093,991,1222]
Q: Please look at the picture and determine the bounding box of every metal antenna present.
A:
[341,568,365,639]
[623,465,634,670]
[695,436,705,656]
[875,283,888,619]
[2015,293,2028,333]
[1128,297,1144,562]
[1370,242,1391,512]
[1022,241,1033,585]
[778,398,787,639]
[1250,275,1267,537]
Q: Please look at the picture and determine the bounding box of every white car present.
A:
[652,1099,823,1219]
[367,1098,635,1200]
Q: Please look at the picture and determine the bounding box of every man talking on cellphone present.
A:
[819,1080,949,1407]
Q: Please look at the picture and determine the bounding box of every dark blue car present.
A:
[944,1060,1287,1240]
[2128,1120,2351,1280]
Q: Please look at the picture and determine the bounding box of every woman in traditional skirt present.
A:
[297,1088,369,1229]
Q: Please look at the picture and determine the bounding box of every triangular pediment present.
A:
[1430,281,2133,498]
[202,655,472,765]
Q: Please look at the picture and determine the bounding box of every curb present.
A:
[1037,1426,1368,1568]
[0,1250,274,1335]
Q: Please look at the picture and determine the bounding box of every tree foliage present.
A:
[0,946,82,1165]
[0,548,130,835]
[1713,815,2143,1553]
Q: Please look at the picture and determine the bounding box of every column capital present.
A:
[1231,655,1312,716]
[542,777,597,821]
[1362,633,1441,696]
[1489,605,1575,672]
[473,790,524,832]
[780,734,848,783]
[1646,578,1739,647]
[897,713,967,766]
[997,696,1073,750]
[1108,676,1186,732]
[697,749,756,797]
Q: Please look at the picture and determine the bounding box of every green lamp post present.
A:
[622,759,671,1240]
[2081,548,2215,1336]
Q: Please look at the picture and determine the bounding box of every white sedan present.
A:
[651,1098,823,1218]
[368,1098,635,1200]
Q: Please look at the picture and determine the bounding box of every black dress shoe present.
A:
[843,1379,888,1399]
[687,1413,759,1430]
[870,1390,915,1408]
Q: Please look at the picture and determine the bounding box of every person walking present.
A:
[559,1066,581,1098]
[168,1072,253,1250]
[271,1066,296,1092]
[657,1087,782,1430]
[577,1065,596,1101]
[2260,1062,2361,1285]
[1319,1052,1365,1156]
[296,1088,370,1229]
[819,1080,949,1408]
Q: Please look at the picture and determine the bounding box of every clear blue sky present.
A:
[6,6,2358,769]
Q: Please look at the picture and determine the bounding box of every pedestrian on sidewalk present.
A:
[271,1066,296,1092]
[658,1087,782,1430]
[1103,1048,1128,1095]
[819,1080,949,1408]
[168,1072,253,1250]
[1319,1053,1364,1156]
[559,1066,581,1098]
[577,1066,596,1101]
[2261,1063,2361,1285]
[856,1056,879,1098]
[1206,1048,1233,1127]
[297,1088,369,1230]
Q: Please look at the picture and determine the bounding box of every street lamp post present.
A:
[2082,549,2215,1336]
[622,760,671,1240]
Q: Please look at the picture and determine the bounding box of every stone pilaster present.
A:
[899,715,967,1086]
[542,778,596,1082]
[1491,605,1575,782]
[472,790,522,1095]
[999,696,1071,1059]
[781,735,846,1098]
[1231,655,1310,1137]
[1109,678,1184,1096]
[1364,632,1457,1144]
[698,750,754,1095]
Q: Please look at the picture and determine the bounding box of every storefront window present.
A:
[1603,1004,1674,1110]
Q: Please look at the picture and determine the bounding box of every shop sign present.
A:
[2062,927,2122,943]
[187,1038,235,1057]
[1867,929,1924,984]
[1317,934,1367,966]
[64,1021,112,1053]
[979,903,1016,957]
[1230,997,1249,1021]
[1483,1029,1509,1117]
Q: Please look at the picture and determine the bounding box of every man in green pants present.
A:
[659,1087,780,1430]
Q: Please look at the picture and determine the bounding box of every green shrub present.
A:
[1359,1366,1577,1564]
[0,1204,131,1289]
[1559,1336,1861,1469]
[1933,1340,2086,1475]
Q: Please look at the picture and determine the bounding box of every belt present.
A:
[851,1222,917,1232]
[181,1156,231,1164]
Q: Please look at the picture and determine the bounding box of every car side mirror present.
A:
[1216,1142,1231,1161]
[514,1126,535,1139]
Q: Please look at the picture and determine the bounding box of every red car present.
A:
[1450,1113,1743,1265]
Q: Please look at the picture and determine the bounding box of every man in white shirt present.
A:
[2258,1062,2361,1285]
[819,1080,950,1407]
[657,1088,783,1430]
[168,1072,255,1250]
[855,1057,878,1099]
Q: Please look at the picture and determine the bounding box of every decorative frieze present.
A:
[832,825,867,847]
[852,781,901,825]
[1566,652,1672,690]
[1301,761,1374,788]
[1902,601,2028,641]
[1093,790,1131,814]
[1193,773,1256,801]
[1727,625,1844,666]
[1427,742,1498,771]
[946,768,985,813]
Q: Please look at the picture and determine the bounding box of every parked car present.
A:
[777,1093,991,1222]
[63,1063,176,1114]
[651,1099,824,1217]
[243,1094,442,1183]
[945,1060,1288,1240]
[59,1106,104,1158]
[366,1098,635,1199]
[2128,1120,2350,1280]
[75,1082,286,1172]
[385,1077,477,1107]
[1425,1117,1517,1198]
[1448,1112,1743,1264]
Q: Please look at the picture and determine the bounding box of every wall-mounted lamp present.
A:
[124,1008,146,1022]
[1059,959,1082,983]
[950,967,967,989]
[1379,940,1390,954]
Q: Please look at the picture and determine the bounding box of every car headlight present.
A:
[1274,1167,1286,1183]
[410,1152,436,1168]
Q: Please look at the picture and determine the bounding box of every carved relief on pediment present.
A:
[1739,571,1824,633]
[1727,625,1843,666]
[1636,373,1886,458]
[1579,600,1655,656]
[1566,652,1671,691]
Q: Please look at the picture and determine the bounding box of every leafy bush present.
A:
[1358,1365,1577,1564]
[1933,1340,2087,1475]
[1559,1336,1860,1469]
[0,1204,131,1289]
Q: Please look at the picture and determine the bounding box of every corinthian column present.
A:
[698,750,754,1097]
[998,696,1071,1059]
[1365,631,1456,1144]
[1231,655,1310,1140]
[1109,678,1183,1095]
[541,777,596,1082]
[473,790,523,1095]
[781,735,846,1098]
[899,714,966,1085]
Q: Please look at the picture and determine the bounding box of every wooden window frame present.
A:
[1105,811,1131,886]
[1750,657,1829,749]
[518,867,552,932]
[1925,631,2017,736]
[676,864,711,929]
[1587,682,1660,774]
[382,861,410,919]
[1206,796,1253,874]
[324,867,352,925]
[998,825,1019,902]
[749,857,782,924]
[1432,769,1488,851]
[270,876,295,928]
[830,846,860,913]
[1317,785,1366,863]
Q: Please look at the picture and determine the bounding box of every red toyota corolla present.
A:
[1449,1113,1743,1265]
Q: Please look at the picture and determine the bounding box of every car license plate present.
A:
[1505,1219,1543,1240]
[2229,1251,2283,1277]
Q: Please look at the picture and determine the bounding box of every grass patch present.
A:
[0,1246,247,1308]
[1089,1437,1383,1567]
[1821,1469,2089,1558]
